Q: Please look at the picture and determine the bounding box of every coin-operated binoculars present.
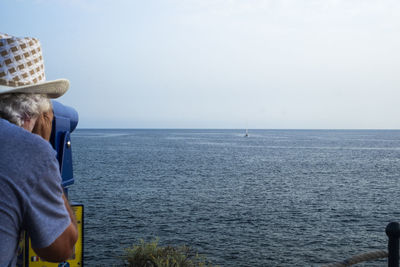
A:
[17,101,84,267]
[50,101,79,193]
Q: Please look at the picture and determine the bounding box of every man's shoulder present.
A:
[0,118,60,197]
[0,118,55,157]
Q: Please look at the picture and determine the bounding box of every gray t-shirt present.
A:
[0,118,71,266]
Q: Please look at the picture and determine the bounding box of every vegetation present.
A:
[122,239,217,267]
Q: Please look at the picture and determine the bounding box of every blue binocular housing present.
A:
[50,100,79,190]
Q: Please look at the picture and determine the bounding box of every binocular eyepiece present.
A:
[51,100,79,133]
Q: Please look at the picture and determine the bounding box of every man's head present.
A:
[0,33,69,139]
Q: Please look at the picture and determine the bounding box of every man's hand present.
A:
[32,110,53,141]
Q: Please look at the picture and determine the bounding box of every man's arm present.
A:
[31,110,78,261]
[33,194,78,262]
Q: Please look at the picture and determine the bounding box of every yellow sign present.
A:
[18,204,84,267]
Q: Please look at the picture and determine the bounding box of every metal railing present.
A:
[323,222,400,267]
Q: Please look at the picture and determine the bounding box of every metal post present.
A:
[386,222,400,267]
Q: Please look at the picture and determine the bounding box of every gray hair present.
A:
[0,94,52,127]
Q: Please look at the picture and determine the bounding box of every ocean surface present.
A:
[68,129,400,266]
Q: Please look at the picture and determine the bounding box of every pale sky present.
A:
[1,0,399,129]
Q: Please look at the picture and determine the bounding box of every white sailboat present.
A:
[244,128,249,137]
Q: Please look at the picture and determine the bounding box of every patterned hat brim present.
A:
[0,79,69,99]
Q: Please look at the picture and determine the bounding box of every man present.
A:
[0,33,78,265]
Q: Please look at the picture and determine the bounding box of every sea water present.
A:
[68,129,400,266]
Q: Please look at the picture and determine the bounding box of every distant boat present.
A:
[244,129,249,137]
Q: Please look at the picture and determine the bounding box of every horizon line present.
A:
[74,127,400,131]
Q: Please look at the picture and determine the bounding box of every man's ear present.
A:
[23,117,38,132]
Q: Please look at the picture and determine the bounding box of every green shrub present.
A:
[122,238,217,267]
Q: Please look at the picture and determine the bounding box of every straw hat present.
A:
[0,33,69,98]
